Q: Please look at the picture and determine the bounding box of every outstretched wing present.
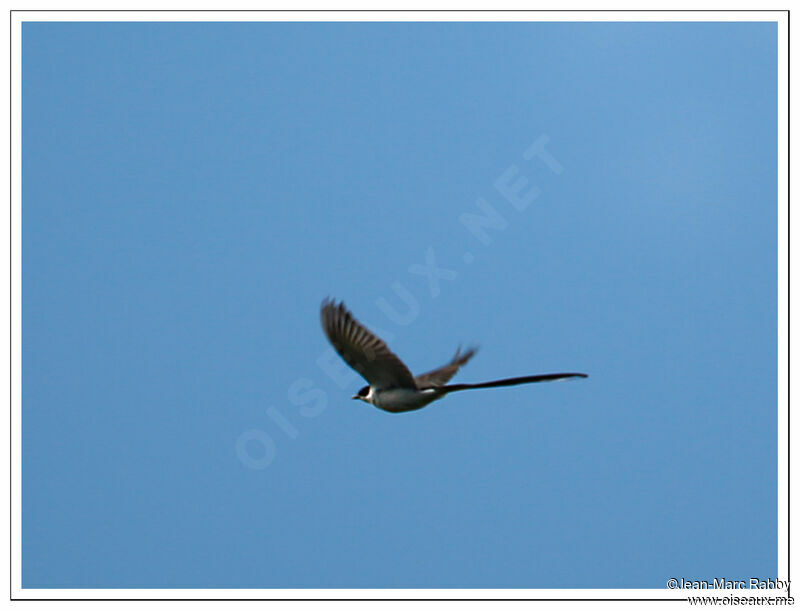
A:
[320,299,417,390]
[414,346,478,388]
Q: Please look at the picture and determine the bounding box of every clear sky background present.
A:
[22,21,777,588]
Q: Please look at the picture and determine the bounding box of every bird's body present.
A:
[367,386,443,413]
[320,299,587,413]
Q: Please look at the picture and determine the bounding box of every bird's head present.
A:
[352,385,372,403]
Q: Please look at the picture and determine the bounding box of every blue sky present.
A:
[22,21,777,588]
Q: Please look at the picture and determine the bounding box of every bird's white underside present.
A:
[369,386,440,412]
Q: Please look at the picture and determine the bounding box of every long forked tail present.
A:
[439,373,588,394]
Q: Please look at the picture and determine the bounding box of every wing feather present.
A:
[414,346,478,388]
[320,299,417,390]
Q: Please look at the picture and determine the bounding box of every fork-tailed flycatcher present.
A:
[321,299,587,413]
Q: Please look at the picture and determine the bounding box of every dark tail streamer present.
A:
[436,373,588,394]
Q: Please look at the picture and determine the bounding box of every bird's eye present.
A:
[358,386,369,397]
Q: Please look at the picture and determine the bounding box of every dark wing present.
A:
[320,299,417,390]
[414,346,478,388]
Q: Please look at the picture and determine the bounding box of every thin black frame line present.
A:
[7,6,11,605]
[787,8,791,600]
[5,8,793,12]
[7,10,790,602]
[14,601,686,604]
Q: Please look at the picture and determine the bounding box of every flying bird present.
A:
[320,299,587,413]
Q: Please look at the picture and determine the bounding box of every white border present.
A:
[777,3,789,602]
[5,9,788,22]
[8,9,789,602]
